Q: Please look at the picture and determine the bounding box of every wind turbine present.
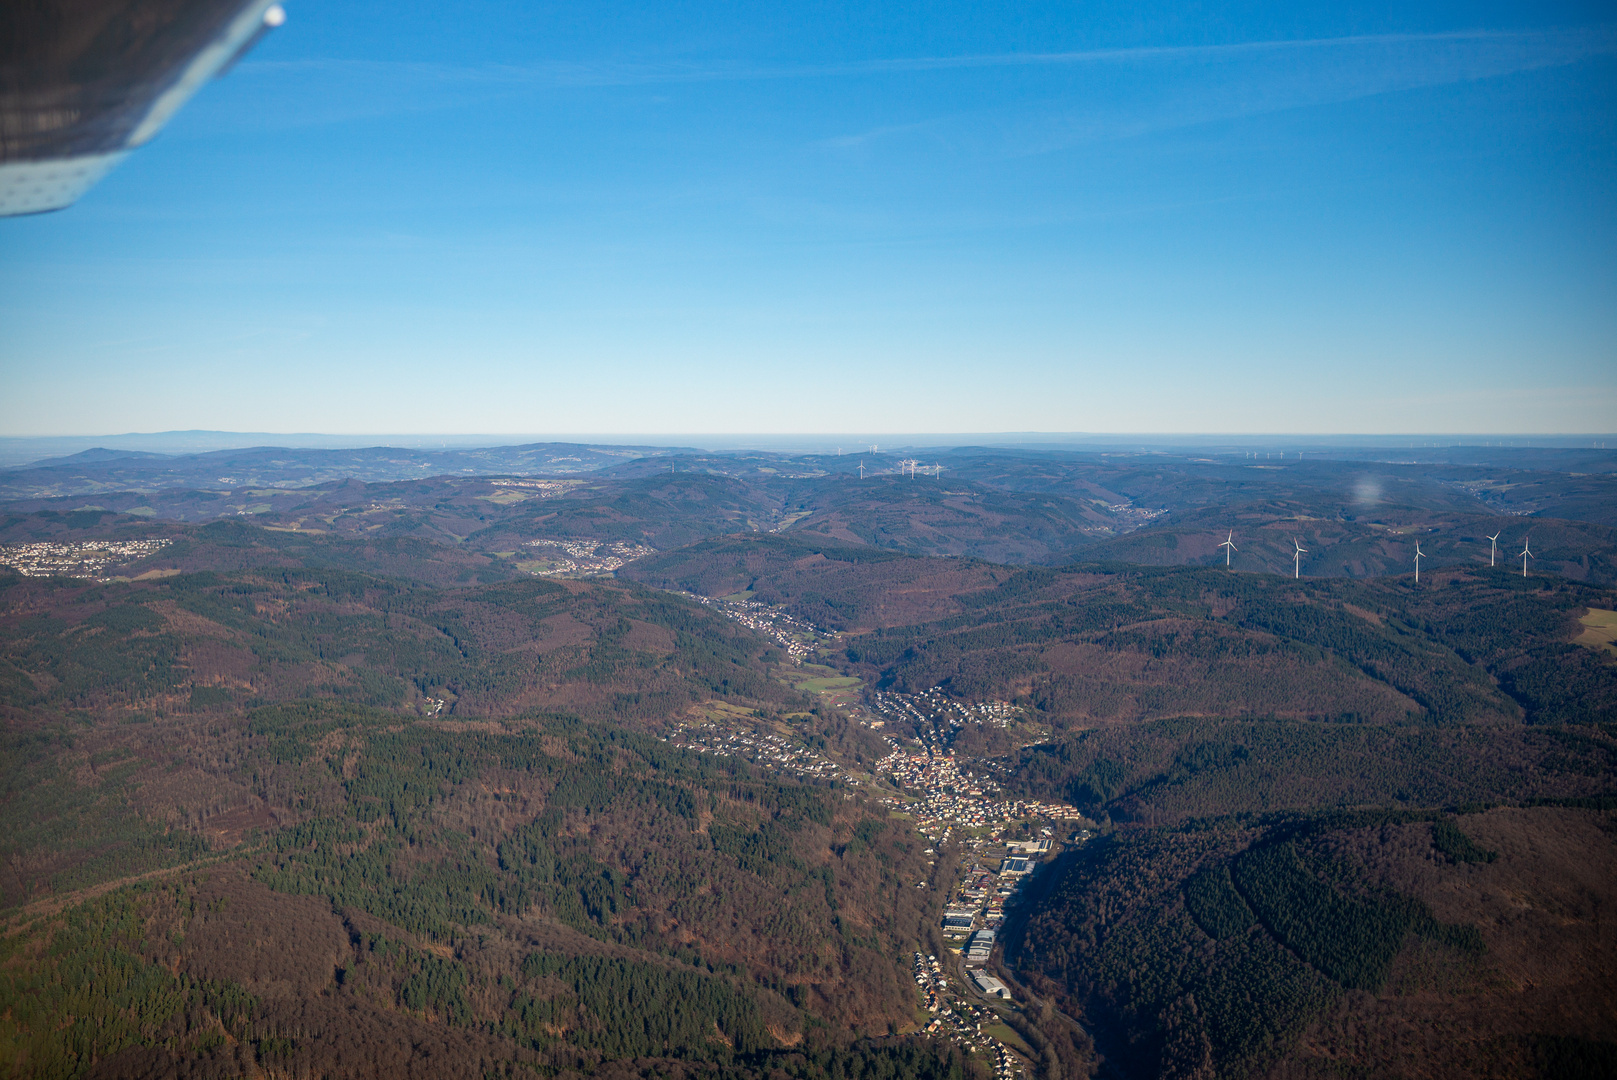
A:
[1519,538,1533,577]
[1292,538,1307,579]
[857,463,866,479]
[1487,531,1500,567]
[1414,541,1425,583]
[1218,530,1237,567]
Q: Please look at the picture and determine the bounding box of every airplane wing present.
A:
[0,0,284,216]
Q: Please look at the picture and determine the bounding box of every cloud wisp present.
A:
[247,26,1616,90]
[220,26,1617,153]
[818,26,1617,153]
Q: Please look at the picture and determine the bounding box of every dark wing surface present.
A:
[0,0,283,215]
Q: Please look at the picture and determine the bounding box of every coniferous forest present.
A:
[1,442,1613,1079]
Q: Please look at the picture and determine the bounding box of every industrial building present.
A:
[1006,838,1051,854]
[971,971,1011,999]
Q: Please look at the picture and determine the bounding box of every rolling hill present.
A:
[0,446,1611,1080]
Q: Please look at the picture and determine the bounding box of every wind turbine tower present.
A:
[1519,539,1533,577]
[1487,531,1500,567]
[1292,539,1307,579]
[1414,542,1425,583]
[1218,530,1237,567]
[857,463,866,479]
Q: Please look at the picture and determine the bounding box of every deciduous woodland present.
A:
[1,442,1613,1078]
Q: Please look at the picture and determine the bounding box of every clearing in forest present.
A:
[1576,608,1617,656]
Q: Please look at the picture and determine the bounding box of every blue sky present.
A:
[2,1,1614,437]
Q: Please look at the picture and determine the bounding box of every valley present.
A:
[0,440,1612,1079]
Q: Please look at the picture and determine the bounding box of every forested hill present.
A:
[844,563,1617,726]
[0,533,970,1080]
[9,441,1615,576]
[1,501,1613,1079]
[626,534,1015,629]
[631,536,1617,727]
[1078,502,1617,585]
[624,532,1617,1077]
[1004,803,1617,1079]
[0,560,793,720]
[0,705,944,1077]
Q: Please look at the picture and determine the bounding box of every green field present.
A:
[790,664,863,697]
[1577,607,1617,656]
[983,1022,1033,1057]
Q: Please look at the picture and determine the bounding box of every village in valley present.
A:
[665,683,1089,1079]
[884,733,1090,1080]
[0,537,172,580]
[685,592,832,664]
[518,537,657,576]
[656,595,1090,1078]
[874,743,1086,842]
[868,687,1018,731]
[662,719,847,783]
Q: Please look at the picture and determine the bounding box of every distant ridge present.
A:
[18,447,173,469]
[2,430,1612,469]
[0,441,694,497]
[0,431,687,466]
